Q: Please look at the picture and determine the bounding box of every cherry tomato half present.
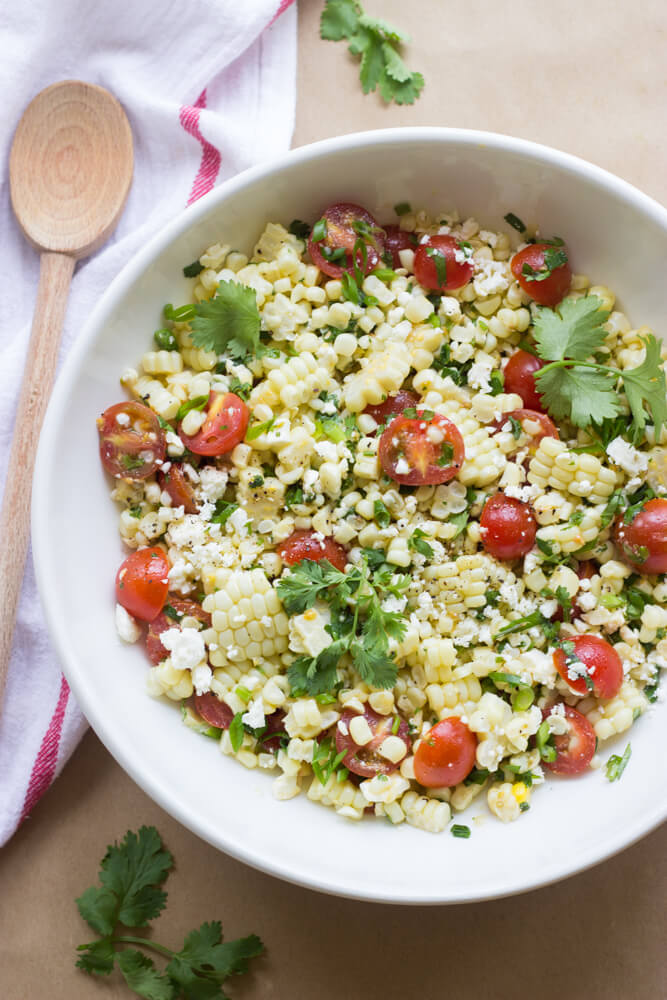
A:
[379,411,465,486]
[414,717,477,788]
[553,634,623,700]
[158,463,198,514]
[277,529,348,572]
[97,401,166,480]
[503,350,546,411]
[381,224,416,268]
[542,704,596,776]
[193,693,234,730]
[308,202,385,279]
[480,493,537,560]
[414,234,474,292]
[145,597,211,664]
[335,706,410,777]
[511,242,572,306]
[494,408,559,455]
[179,391,249,456]
[116,547,170,622]
[363,390,420,432]
[614,498,667,574]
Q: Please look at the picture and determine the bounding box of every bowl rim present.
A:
[32,126,667,904]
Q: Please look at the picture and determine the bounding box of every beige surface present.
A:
[2,2,667,997]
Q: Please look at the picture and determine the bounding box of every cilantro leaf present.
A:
[98,826,172,928]
[287,641,347,696]
[276,559,348,615]
[320,0,360,40]
[621,335,667,439]
[536,364,621,427]
[190,281,261,359]
[320,0,424,105]
[167,922,263,982]
[349,640,397,689]
[75,937,116,976]
[532,295,609,362]
[116,950,176,1000]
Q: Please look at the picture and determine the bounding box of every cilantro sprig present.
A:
[277,556,408,695]
[320,0,424,105]
[532,295,667,437]
[75,827,263,999]
[190,280,261,360]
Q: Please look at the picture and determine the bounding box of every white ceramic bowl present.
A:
[32,128,667,903]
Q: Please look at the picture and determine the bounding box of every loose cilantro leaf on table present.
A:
[320,0,424,106]
[277,555,408,695]
[532,295,667,437]
[75,827,263,999]
[190,280,261,359]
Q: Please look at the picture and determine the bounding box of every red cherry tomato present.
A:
[158,463,198,514]
[414,717,477,788]
[553,634,623,700]
[179,391,249,457]
[260,709,288,752]
[97,401,166,480]
[503,350,546,411]
[277,529,347,572]
[145,597,211,664]
[542,704,596,776]
[381,224,416,267]
[308,203,385,279]
[363,390,420,432]
[193,693,234,730]
[614,498,667,574]
[414,234,474,292]
[480,493,537,560]
[335,706,410,777]
[379,411,465,486]
[116,547,170,622]
[494,408,559,454]
[511,242,572,306]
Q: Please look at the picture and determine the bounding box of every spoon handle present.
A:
[0,251,75,704]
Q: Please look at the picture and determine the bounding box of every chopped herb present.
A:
[522,245,568,282]
[464,768,491,786]
[373,499,391,528]
[504,212,526,233]
[311,737,348,785]
[153,328,178,351]
[394,202,411,216]
[436,441,454,466]
[246,417,276,441]
[120,454,144,472]
[182,259,204,278]
[288,219,311,240]
[175,395,209,422]
[311,218,327,243]
[128,505,143,519]
[210,500,238,525]
[554,585,573,622]
[489,370,504,396]
[229,713,244,752]
[371,267,397,282]
[190,280,261,360]
[408,529,434,559]
[163,302,197,323]
[451,824,471,839]
[249,474,264,488]
[536,719,557,763]
[508,415,523,440]
[228,376,251,400]
[605,742,631,782]
[425,246,447,287]
[285,484,305,509]
[163,604,182,622]
[644,673,660,703]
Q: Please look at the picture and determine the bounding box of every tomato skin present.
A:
[98,401,166,480]
[542,704,596,776]
[378,411,465,486]
[503,351,546,411]
[414,717,477,788]
[179,392,249,457]
[261,709,288,752]
[363,390,420,431]
[480,493,537,560]
[414,234,474,292]
[308,203,385,279]
[116,547,170,622]
[381,224,416,267]
[511,242,572,306]
[494,408,559,452]
[193,693,233,730]
[158,464,198,514]
[553,634,623,699]
[145,597,211,664]
[335,706,410,777]
[614,498,667,574]
[277,530,347,572]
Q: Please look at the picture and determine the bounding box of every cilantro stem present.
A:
[538,358,616,377]
[111,936,175,959]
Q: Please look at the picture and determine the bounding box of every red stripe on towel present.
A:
[20,674,70,823]
[179,89,222,204]
[270,0,296,25]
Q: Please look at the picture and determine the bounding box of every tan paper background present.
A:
[2,2,666,996]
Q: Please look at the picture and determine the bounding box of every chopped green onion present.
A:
[154,328,178,351]
[451,824,471,839]
[311,218,327,243]
[394,202,411,216]
[605,743,631,782]
[503,212,526,233]
[182,260,204,278]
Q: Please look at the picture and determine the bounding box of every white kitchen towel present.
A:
[0,0,297,846]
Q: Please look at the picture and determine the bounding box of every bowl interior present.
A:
[33,129,667,903]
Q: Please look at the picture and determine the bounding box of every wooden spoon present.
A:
[0,80,133,703]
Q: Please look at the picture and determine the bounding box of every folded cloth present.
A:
[0,0,297,846]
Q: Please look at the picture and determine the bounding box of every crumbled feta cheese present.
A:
[115,604,141,643]
[192,663,212,695]
[227,506,250,534]
[242,699,266,730]
[160,627,206,671]
[288,603,332,657]
[607,437,648,477]
[395,458,410,476]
